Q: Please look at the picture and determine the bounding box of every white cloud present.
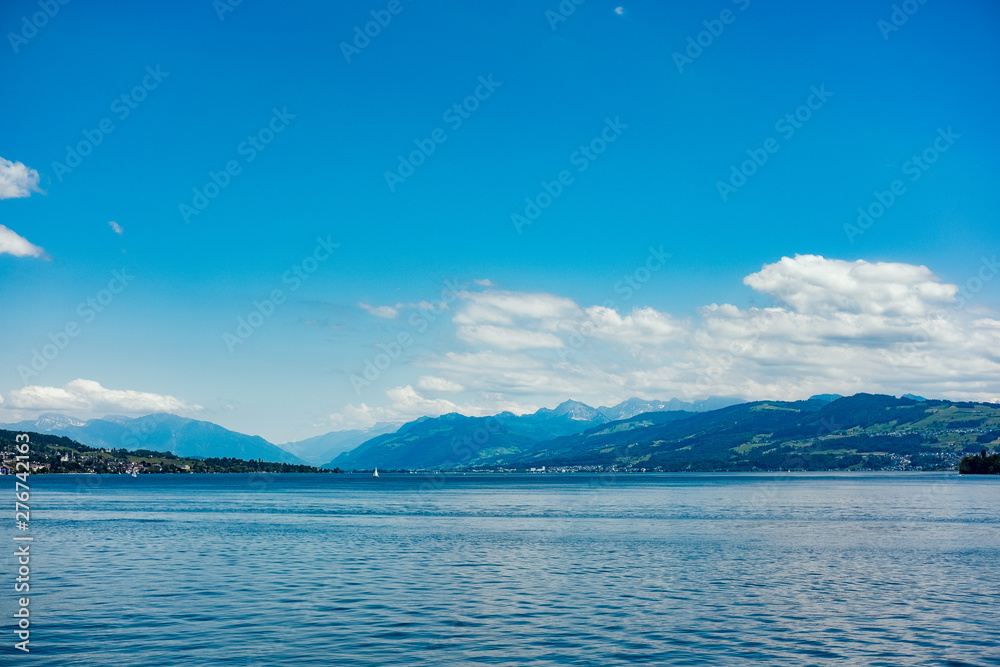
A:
[4,379,202,415]
[0,225,45,258]
[329,385,467,428]
[393,300,445,311]
[417,376,465,392]
[439,256,998,406]
[359,302,399,319]
[453,290,583,349]
[582,305,686,347]
[451,289,684,353]
[329,385,538,429]
[109,221,124,235]
[455,290,580,326]
[744,254,957,317]
[474,278,493,286]
[456,324,564,350]
[387,384,461,413]
[0,157,43,199]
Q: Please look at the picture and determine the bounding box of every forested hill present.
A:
[0,430,336,474]
[508,394,999,472]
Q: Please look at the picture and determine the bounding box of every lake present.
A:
[6,472,999,665]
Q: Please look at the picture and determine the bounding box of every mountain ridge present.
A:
[0,413,307,465]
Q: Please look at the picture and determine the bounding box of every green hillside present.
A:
[507,394,999,471]
[327,401,611,470]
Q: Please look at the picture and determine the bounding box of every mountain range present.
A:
[327,394,999,471]
[0,396,731,465]
[5,394,994,472]
[0,413,306,464]
[324,397,744,469]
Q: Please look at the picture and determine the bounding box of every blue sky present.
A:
[2,0,998,442]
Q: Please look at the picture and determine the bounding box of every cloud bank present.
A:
[3,379,203,415]
[334,255,999,428]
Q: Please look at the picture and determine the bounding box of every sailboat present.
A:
[373,467,379,478]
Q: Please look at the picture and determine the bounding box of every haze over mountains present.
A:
[5,394,995,472]
[277,423,398,466]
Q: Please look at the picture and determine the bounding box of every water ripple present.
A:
[6,473,1000,666]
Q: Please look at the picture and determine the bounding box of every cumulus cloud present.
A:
[0,157,43,199]
[359,302,399,319]
[0,225,45,258]
[109,221,124,235]
[4,379,202,415]
[582,305,686,347]
[451,289,684,352]
[435,256,999,406]
[744,254,957,316]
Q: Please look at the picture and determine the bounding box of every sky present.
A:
[1,0,998,443]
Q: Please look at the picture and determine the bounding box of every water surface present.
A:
[5,472,999,665]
